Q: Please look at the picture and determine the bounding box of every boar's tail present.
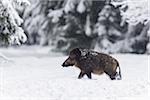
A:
[116,61,122,80]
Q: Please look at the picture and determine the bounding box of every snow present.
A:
[0,46,149,100]
[77,0,86,13]
[85,15,92,36]
[79,48,98,57]
[0,0,29,45]
[48,9,64,23]
[112,0,150,24]
[64,0,78,13]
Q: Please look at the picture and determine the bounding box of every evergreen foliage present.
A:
[0,0,30,46]
[23,0,150,54]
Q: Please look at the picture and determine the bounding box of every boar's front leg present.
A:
[86,72,92,79]
[78,71,85,79]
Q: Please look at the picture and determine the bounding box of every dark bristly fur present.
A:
[62,48,122,80]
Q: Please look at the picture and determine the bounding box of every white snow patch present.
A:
[0,46,149,100]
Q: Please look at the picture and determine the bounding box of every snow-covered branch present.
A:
[0,0,30,45]
[112,0,150,25]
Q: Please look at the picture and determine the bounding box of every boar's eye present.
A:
[69,57,74,60]
[69,55,75,60]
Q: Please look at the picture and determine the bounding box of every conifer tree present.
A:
[0,0,30,46]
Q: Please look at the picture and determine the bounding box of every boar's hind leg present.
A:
[78,71,85,79]
[104,70,117,80]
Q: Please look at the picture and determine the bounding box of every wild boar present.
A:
[62,48,122,80]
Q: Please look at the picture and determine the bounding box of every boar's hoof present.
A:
[78,72,85,79]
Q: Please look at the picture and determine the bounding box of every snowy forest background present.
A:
[0,0,150,54]
[0,0,149,99]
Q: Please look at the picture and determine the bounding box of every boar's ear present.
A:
[70,48,81,57]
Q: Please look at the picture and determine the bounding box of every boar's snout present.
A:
[62,57,74,67]
[62,62,68,67]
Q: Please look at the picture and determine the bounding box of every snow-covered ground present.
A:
[0,46,149,100]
